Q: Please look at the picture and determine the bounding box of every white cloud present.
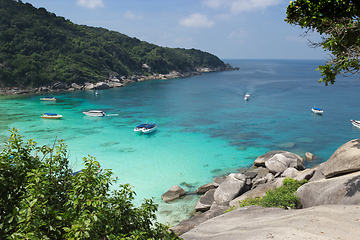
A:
[228,29,248,43]
[123,11,143,20]
[179,13,214,28]
[201,0,225,9]
[202,0,283,14]
[77,0,105,9]
[230,0,283,14]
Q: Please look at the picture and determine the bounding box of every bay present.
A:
[1,59,360,225]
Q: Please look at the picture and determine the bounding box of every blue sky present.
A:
[24,0,328,60]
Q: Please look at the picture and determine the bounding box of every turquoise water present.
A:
[1,59,360,224]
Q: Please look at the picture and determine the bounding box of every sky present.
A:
[24,0,328,60]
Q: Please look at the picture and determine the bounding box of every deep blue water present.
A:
[1,59,360,224]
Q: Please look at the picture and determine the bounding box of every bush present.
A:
[0,128,180,239]
[238,177,308,209]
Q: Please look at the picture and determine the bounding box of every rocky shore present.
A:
[164,139,360,239]
[0,64,238,95]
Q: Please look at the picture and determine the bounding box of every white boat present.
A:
[83,110,106,117]
[40,97,56,101]
[134,123,148,132]
[142,124,157,134]
[244,94,250,100]
[351,120,360,128]
[41,113,63,119]
[311,106,323,115]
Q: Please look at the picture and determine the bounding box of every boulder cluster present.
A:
[0,64,239,95]
[167,139,360,238]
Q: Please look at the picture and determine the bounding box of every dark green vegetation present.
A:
[0,0,226,89]
[0,128,181,239]
[285,0,360,85]
[237,177,308,210]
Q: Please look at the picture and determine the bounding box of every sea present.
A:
[1,59,360,225]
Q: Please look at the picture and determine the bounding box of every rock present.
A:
[194,189,215,212]
[213,176,226,187]
[294,168,316,181]
[180,205,360,239]
[84,83,94,90]
[71,82,82,90]
[281,167,300,178]
[322,139,360,178]
[265,173,275,182]
[297,171,360,208]
[305,152,315,161]
[195,183,216,194]
[265,152,305,175]
[254,151,286,167]
[243,171,257,179]
[251,177,267,189]
[161,185,186,203]
[142,63,151,73]
[170,202,229,236]
[94,82,110,90]
[249,167,269,178]
[307,164,325,182]
[52,82,67,89]
[213,173,246,204]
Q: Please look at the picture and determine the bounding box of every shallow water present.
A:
[1,59,360,225]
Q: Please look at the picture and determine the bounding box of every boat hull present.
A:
[40,97,56,101]
[41,114,62,119]
[311,108,323,114]
[142,126,157,134]
[83,110,105,117]
[351,120,360,128]
[141,124,157,134]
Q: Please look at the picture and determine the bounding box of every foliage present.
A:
[238,177,308,209]
[285,0,360,85]
[0,0,226,88]
[0,128,181,239]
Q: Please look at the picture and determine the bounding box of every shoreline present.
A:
[0,64,239,96]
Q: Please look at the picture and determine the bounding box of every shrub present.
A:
[0,128,180,239]
[238,177,308,209]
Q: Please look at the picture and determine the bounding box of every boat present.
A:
[41,113,63,119]
[134,123,148,132]
[244,94,250,100]
[142,123,157,134]
[40,97,56,101]
[311,106,323,115]
[83,110,106,117]
[351,120,360,128]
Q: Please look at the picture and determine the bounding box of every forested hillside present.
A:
[0,0,227,88]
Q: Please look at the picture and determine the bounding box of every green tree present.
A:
[285,0,360,85]
[0,128,180,239]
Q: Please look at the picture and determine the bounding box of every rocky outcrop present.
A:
[322,139,360,178]
[265,152,304,174]
[0,64,238,95]
[180,205,360,240]
[161,185,186,203]
[213,173,246,204]
[170,138,360,237]
[297,171,360,208]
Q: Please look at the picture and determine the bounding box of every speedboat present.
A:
[83,110,106,117]
[134,123,148,132]
[41,113,63,119]
[142,124,157,134]
[40,97,56,101]
[351,120,360,128]
[311,107,323,115]
[244,94,250,100]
